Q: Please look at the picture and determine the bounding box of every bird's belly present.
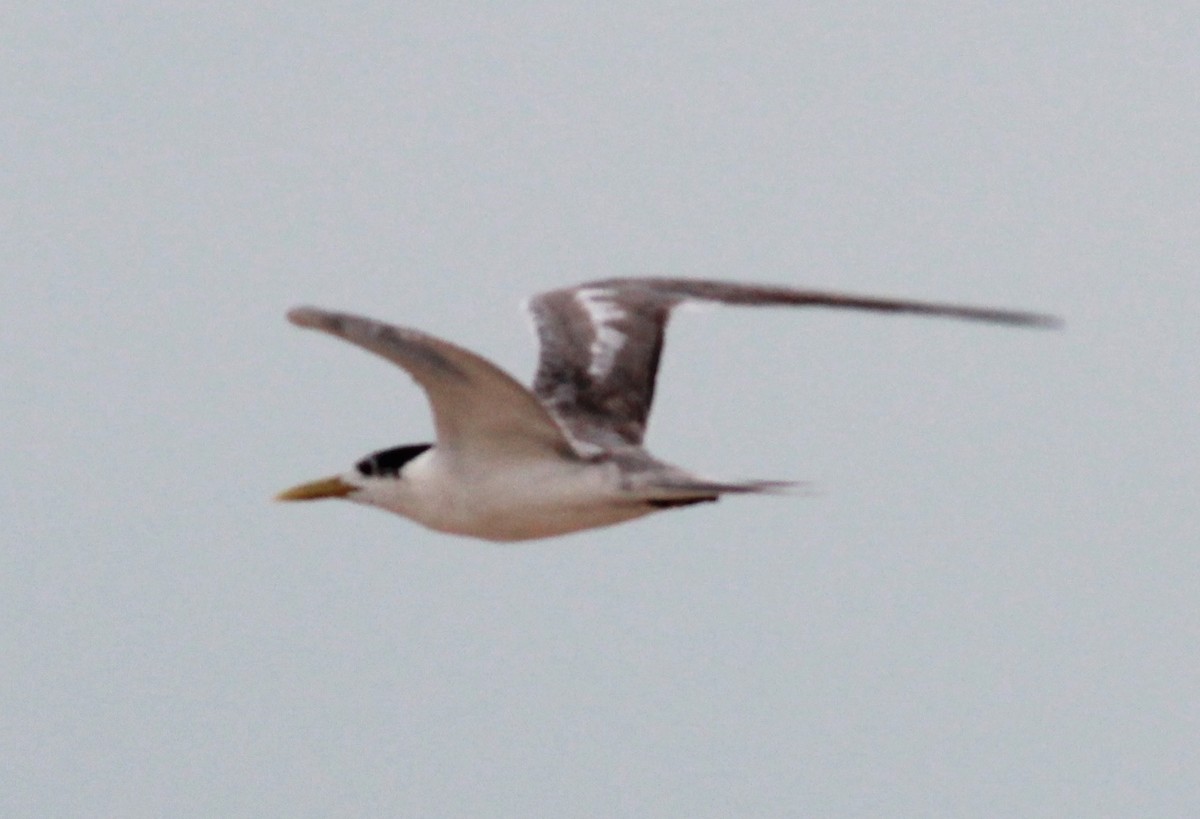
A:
[405,458,651,541]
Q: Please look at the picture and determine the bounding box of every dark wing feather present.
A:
[525,277,1059,448]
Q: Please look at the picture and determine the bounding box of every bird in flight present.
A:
[278,278,1058,541]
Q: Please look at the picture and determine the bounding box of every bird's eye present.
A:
[355,458,376,476]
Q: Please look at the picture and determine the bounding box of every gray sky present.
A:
[5,3,1198,816]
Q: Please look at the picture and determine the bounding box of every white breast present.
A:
[359,448,653,541]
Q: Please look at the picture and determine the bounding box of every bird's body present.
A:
[279,278,1058,541]
[371,446,683,541]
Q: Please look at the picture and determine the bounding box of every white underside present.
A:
[350,448,662,541]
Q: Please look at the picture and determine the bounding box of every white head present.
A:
[276,443,434,508]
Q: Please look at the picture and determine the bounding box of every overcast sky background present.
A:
[4,3,1198,816]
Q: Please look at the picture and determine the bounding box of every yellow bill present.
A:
[276,475,356,501]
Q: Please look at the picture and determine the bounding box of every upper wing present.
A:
[287,307,573,460]
[525,277,1060,448]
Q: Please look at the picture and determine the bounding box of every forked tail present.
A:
[643,477,803,499]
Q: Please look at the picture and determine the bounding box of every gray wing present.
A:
[525,277,1060,448]
[288,307,573,459]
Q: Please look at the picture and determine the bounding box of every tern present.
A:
[278,278,1058,541]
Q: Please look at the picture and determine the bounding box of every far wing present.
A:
[287,307,573,460]
[525,277,1060,448]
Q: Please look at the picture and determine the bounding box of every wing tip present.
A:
[1032,313,1065,330]
[286,306,329,329]
[987,309,1064,330]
